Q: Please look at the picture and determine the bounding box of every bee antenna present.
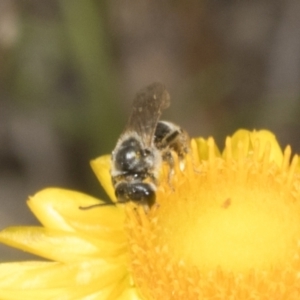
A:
[79,202,116,210]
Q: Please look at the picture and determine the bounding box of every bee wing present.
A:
[126,82,171,146]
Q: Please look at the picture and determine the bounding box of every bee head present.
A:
[115,181,156,207]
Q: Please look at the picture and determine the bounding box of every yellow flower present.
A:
[1,129,300,300]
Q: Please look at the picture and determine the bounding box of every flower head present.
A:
[1,129,300,299]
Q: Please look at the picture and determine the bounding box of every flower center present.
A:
[126,137,300,299]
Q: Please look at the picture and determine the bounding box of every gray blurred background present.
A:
[1,0,300,259]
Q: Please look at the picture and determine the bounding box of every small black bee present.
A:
[80,82,189,211]
[110,82,189,209]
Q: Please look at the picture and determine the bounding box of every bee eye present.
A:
[143,149,151,156]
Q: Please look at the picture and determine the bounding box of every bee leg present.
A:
[152,202,160,211]
[162,150,175,190]
[180,148,200,175]
[141,202,150,214]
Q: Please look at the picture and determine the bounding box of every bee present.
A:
[80,82,190,211]
[110,82,190,209]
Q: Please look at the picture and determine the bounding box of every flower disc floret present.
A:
[125,130,300,299]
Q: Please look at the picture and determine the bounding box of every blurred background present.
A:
[1,0,300,259]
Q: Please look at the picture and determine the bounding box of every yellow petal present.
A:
[0,227,126,263]
[28,188,125,242]
[117,287,142,300]
[249,129,283,165]
[90,155,117,203]
[57,203,126,243]
[28,188,104,231]
[224,129,283,165]
[194,137,220,160]
[0,260,128,300]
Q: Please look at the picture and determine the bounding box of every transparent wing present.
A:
[125,82,171,146]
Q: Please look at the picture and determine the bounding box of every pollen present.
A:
[125,134,300,299]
